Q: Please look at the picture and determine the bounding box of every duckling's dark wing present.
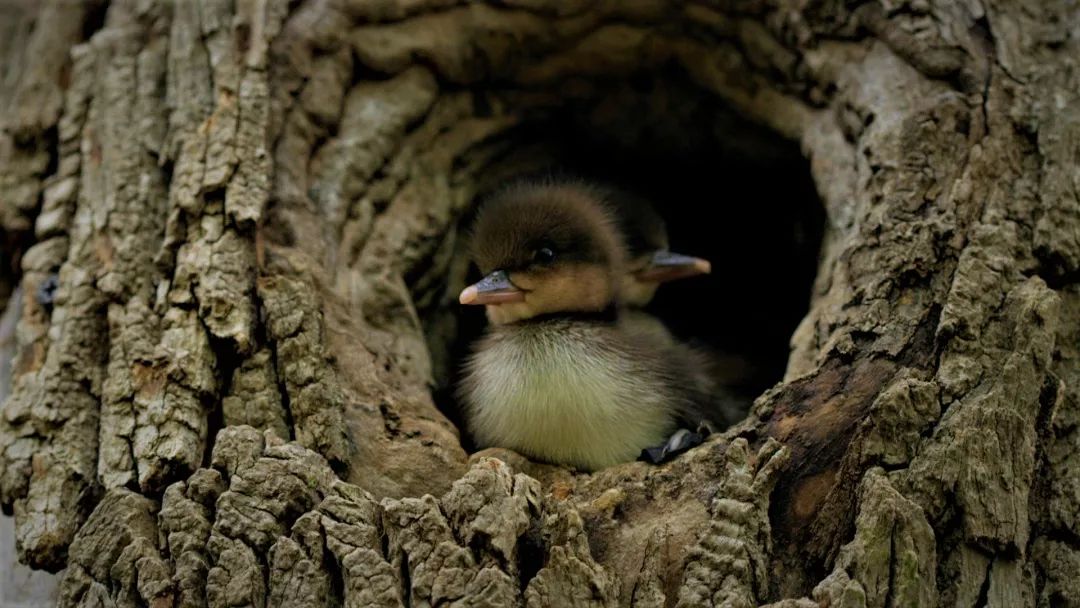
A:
[621,329,718,464]
[633,336,752,465]
[619,312,749,430]
[681,342,755,428]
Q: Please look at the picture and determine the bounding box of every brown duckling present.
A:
[611,187,712,308]
[457,181,714,471]
[604,185,751,433]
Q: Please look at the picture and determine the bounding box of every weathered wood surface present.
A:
[0,0,1077,606]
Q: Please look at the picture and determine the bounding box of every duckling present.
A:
[540,180,750,454]
[612,188,712,308]
[603,186,751,434]
[602,187,747,460]
[457,182,714,471]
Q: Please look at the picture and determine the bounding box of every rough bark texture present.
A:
[0,0,1078,606]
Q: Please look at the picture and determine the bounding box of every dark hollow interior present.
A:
[428,70,825,449]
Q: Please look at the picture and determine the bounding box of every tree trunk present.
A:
[1,0,1077,606]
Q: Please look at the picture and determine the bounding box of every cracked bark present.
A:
[0,0,1078,606]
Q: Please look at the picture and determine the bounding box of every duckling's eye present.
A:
[533,247,556,265]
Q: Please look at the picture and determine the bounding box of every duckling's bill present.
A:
[635,251,711,283]
[459,270,526,305]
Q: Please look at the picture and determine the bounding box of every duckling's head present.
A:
[613,190,712,308]
[461,182,625,325]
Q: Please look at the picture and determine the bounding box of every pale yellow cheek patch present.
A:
[621,275,659,308]
[486,303,537,325]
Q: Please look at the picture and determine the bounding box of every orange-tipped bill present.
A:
[459,270,526,305]
[636,251,712,283]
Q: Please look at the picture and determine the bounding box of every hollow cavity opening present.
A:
[425,69,824,450]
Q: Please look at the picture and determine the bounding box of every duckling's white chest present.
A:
[461,325,674,471]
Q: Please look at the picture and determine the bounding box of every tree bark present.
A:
[0,0,1078,606]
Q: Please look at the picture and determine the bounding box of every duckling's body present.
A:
[458,180,713,471]
[463,313,707,470]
